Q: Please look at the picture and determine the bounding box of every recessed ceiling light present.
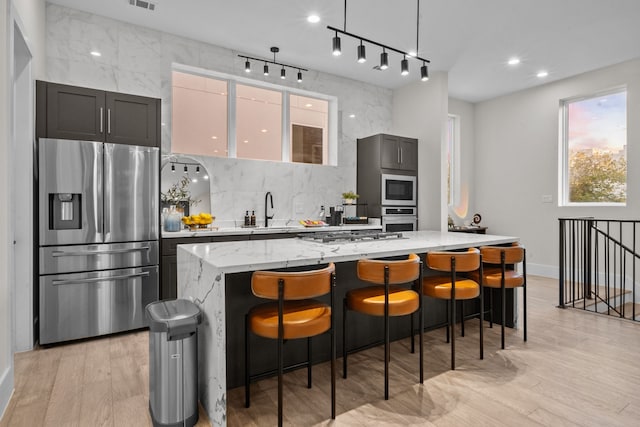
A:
[211,136,217,139]
[161,122,166,126]
[537,70,549,78]
[261,129,268,133]
[349,114,356,118]
[507,57,520,65]
[214,149,219,153]
[90,51,101,57]
[305,103,313,107]
[307,14,320,23]
[408,51,417,58]
[243,140,249,143]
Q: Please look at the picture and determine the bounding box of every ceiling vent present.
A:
[129,0,156,11]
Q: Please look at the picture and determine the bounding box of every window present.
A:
[236,84,282,161]
[170,66,337,165]
[172,71,228,157]
[561,88,627,205]
[290,94,328,165]
[447,114,459,206]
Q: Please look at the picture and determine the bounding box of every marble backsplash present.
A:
[46,4,393,224]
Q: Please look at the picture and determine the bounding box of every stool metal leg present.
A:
[342,298,348,379]
[418,263,424,383]
[307,337,312,388]
[501,251,506,350]
[450,258,457,370]
[384,265,390,400]
[244,314,250,408]
[479,260,484,360]
[277,279,284,427]
[523,250,528,342]
[330,272,336,419]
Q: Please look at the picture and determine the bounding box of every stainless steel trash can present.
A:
[146,299,202,427]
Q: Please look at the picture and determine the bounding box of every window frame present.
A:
[171,63,338,166]
[559,86,627,207]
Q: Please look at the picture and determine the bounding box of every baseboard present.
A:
[528,263,559,279]
[0,365,14,422]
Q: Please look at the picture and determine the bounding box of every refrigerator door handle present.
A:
[107,108,111,134]
[52,271,150,286]
[51,246,151,257]
[99,107,104,133]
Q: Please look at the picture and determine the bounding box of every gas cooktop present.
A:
[299,230,404,243]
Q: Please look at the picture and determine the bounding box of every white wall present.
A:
[448,97,476,225]
[391,71,449,230]
[475,58,640,275]
[46,4,394,224]
[0,0,13,417]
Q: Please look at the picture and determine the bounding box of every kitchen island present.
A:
[177,230,518,426]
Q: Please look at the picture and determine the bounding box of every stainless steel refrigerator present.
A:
[38,138,159,344]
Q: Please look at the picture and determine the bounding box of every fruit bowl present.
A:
[182,213,215,230]
[299,219,328,228]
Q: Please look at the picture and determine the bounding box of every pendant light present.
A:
[244,60,251,73]
[332,31,342,56]
[263,63,269,76]
[280,67,286,79]
[401,56,409,76]
[380,49,389,70]
[183,164,188,173]
[238,47,307,83]
[171,164,175,172]
[297,70,303,82]
[420,63,429,81]
[357,41,366,63]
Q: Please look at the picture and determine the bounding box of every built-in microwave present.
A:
[381,173,417,206]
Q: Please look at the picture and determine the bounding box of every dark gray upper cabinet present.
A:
[37,81,160,147]
[379,134,418,171]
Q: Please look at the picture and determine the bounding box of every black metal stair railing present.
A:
[559,217,639,321]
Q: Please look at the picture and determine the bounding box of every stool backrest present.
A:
[357,253,421,285]
[251,263,335,300]
[480,243,524,265]
[426,248,480,272]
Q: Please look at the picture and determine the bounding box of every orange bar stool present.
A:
[475,243,526,349]
[343,253,423,400]
[423,248,483,370]
[245,263,336,426]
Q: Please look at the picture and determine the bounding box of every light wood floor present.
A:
[2,276,640,426]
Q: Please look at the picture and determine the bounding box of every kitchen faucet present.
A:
[265,191,274,227]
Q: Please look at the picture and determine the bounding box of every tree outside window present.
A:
[562,89,627,204]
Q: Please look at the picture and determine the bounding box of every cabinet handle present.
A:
[397,147,401,163]
[107,108,111,134]
[400,147,403,164]
[99,107,104,133]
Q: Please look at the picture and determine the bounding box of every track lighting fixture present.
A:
[380,49,389,70]
[332,31,342,56]
[401,56,409,76]
[238,46,308,83]
[327,0,430,81]
[171,164,175,172]
[357,41,366,63]
[183,164,188,173]
[196,166,200,173]
[421,63,429,81]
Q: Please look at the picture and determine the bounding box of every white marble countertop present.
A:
[162,223,381,238]
[178,230,518,273]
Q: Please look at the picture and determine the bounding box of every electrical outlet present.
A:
[541,195,553,203]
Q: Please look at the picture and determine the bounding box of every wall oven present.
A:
[381,207,418,232]
[381,173,417,206]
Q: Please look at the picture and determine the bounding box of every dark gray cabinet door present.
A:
[399,137,418,171]
[380,135,401,169]
[106,92,159,147]
[380,135,417,171]
[45,83,105,141]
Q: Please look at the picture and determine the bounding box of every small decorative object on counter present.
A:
[250,210,256,226]
[244,211,250,226]
[181,212,215,231]
[164,205,182,232]
[472,213,482,225]
[341,191,359,205]
[447,215,455,229]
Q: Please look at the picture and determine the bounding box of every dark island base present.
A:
[225,259,515,389]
